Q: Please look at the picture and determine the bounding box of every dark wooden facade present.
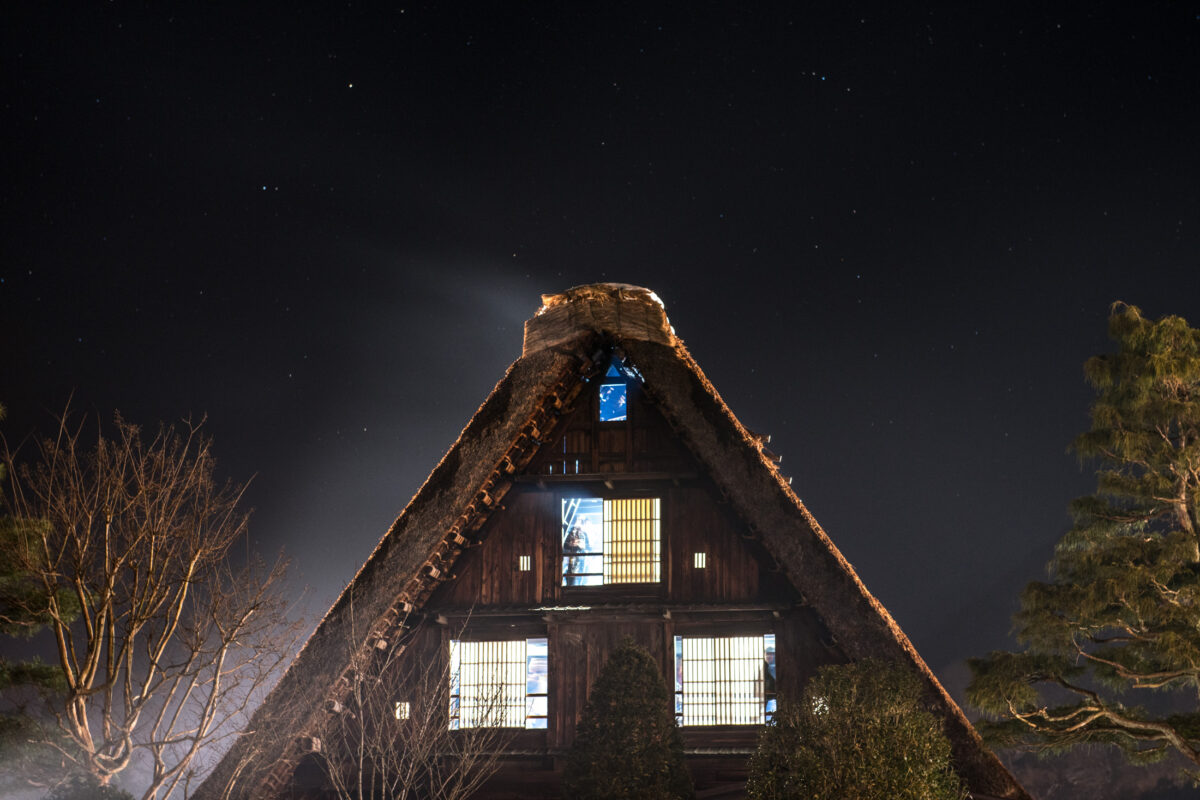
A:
[287,359,847,799]
[207,286,1028,800]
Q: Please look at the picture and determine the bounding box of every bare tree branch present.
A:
[0,411,304,800]
[315,600,510,800]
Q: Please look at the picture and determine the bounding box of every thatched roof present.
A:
[195,283,1029,800]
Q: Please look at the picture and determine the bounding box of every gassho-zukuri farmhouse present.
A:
[195,283,1030,800]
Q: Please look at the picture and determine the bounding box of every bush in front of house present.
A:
[747,659,966,800]
[563,638,693,800]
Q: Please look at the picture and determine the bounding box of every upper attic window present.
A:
[597,358,641,422]
[562,496,660,586]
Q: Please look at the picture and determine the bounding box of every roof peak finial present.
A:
[523,284,675,356]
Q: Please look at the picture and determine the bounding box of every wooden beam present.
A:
[514,471,698,484]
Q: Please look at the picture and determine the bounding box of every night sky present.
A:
[4,1,1200,785]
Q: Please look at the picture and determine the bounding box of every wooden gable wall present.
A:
[427,374,794,608]
[391,363,844,795]
[218,294,1027,800]
[291,360,847,799]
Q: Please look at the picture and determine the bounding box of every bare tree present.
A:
[0,412,302,800]
[317,606,511,800]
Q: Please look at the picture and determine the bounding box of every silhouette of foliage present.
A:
[969,304,1200,771]
[747,660,965,800]
[563,638,693,800]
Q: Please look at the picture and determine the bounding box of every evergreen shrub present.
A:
[563,638,693,800]
[747,660,965,800]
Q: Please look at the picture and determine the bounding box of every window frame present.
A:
[597,379,629,423]
[560,495,662,587]
[673,633,777,727]
[596,358,640,423]
[448,637,548,730]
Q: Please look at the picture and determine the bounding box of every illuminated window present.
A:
[693,552,707,569]
[674,634,776,726]
[449,638,548,730]
[518,555,532,571]
[598,383,627,422]
[561,497,661,586]
[393,700,411,720]
[598,359,641,422]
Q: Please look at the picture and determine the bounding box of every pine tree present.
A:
[746,660,966,800]
[0,403,79,660]
[562,638,693,800]
[968,303,1200,769]
[0,404,84,794]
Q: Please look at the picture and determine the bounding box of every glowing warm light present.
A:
[449,638,547,729]
[562,498,661,586]
[675,634,776,725]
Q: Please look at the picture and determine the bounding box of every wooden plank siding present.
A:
[547,617,669,749]
[526,374,694,477]
[217,289,1028,800]
[427,479,792,610]
[433,490,557,608]
[301,371,848,799]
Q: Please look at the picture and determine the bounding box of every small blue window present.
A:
[598,383,627,421]
[597,358,641,422]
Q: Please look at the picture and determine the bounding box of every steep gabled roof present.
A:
[196,284,1029,800]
